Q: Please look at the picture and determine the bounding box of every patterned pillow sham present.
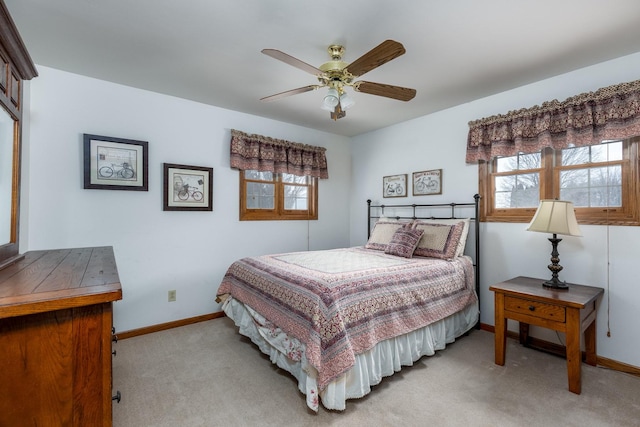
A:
[365,220,413,251]
[412,218,470,257]
[385,225,424,258]
[411,221,465,260]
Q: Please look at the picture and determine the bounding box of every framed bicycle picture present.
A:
[383,174,407,198]
[83,134,149,191]
[163,163,213,211]
[412,169,442,196]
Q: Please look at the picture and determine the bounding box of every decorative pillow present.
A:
[412,218,470,257]
[385,225,424,258]
[411,221,465,260]
[365,220,412,251]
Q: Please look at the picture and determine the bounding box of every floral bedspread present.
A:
[217,247,477,390]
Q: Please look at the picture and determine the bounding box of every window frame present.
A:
[239,170,318,221]
[479,137,640,225]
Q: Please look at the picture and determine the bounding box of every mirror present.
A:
[0,107,14,245]
[0,0,38,268]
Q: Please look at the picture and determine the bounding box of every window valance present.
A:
[465,79,640,163]
[230,129,329,179]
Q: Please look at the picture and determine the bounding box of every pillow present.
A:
[365,220,413,251]
[411,221,465,260]
[412,218,470,257]
[385,225,424,258]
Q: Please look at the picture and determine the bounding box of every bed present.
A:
[216,195,480,411]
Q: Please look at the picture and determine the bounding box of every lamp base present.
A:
[542,234,569,290]
[542,278,569,290]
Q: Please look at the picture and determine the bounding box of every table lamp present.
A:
[527,200,582,289]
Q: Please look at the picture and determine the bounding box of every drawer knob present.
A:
[112,334,118,343]
[112,349,117,357]
[112,390,121,403]
[528,305,535,311]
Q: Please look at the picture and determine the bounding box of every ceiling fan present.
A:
[260,40,417,120]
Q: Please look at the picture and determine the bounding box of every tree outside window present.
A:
[479,138,639,225]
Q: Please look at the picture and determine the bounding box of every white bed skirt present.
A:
[222,296,479,411]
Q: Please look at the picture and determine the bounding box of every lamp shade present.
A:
[322,88,339,109]
[339,92,355,110]
[527,200,582,237]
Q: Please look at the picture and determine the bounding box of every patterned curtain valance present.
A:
[466,79,640,163]
[230,129,329,179]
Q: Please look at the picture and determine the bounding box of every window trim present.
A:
[479,138,640,226]
[239,171,318,221]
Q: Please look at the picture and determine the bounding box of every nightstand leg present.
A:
[519,322,530,346]
[566,307,581,394]
[494,293,507,365]
[584,308,598,367]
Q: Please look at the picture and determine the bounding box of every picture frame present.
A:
[412,169,442,196]
[163,163,213,211]
[83,134,149,191]
[383,174,408,198]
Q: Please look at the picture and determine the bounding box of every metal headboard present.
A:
[367,194,481,328]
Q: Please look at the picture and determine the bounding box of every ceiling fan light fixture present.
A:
[323,88,340,110]
[339,92,355,110]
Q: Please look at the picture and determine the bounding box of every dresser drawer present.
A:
[504,296,566,322]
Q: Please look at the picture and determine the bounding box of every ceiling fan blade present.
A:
[344,40,406,78]
[354,81,416,101]
[262,49,324,76]
[260,85,321,102]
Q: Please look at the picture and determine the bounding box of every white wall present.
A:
[21,66,352,332]
[350,52,640,368]
[21,52,640,369]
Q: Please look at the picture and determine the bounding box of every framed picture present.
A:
[383,174,407,198]
[83,134,149,191]
[413,169,442,195]
[163,163,213,211]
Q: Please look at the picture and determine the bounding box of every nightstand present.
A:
[490,276,604,394]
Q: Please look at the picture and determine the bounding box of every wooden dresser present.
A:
[0,246,123,427]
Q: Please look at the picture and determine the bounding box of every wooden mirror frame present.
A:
[0,1,38,269]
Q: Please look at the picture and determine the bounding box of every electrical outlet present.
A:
[168,290,176,302]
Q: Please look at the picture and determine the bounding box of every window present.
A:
[479,138,640,225]
[239,170,318,220]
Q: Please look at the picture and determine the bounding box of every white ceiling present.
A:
[6,0,640,137]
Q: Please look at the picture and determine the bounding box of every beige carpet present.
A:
[113,317,640,426]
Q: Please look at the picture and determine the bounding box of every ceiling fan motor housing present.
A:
[319,45,351,86]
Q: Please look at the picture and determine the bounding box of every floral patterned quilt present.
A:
[217,246,477,390]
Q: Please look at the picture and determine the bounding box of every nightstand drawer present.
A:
[504,296,566,322]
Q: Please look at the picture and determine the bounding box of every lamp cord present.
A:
[605,149,611,338]
[606,210,611,337]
